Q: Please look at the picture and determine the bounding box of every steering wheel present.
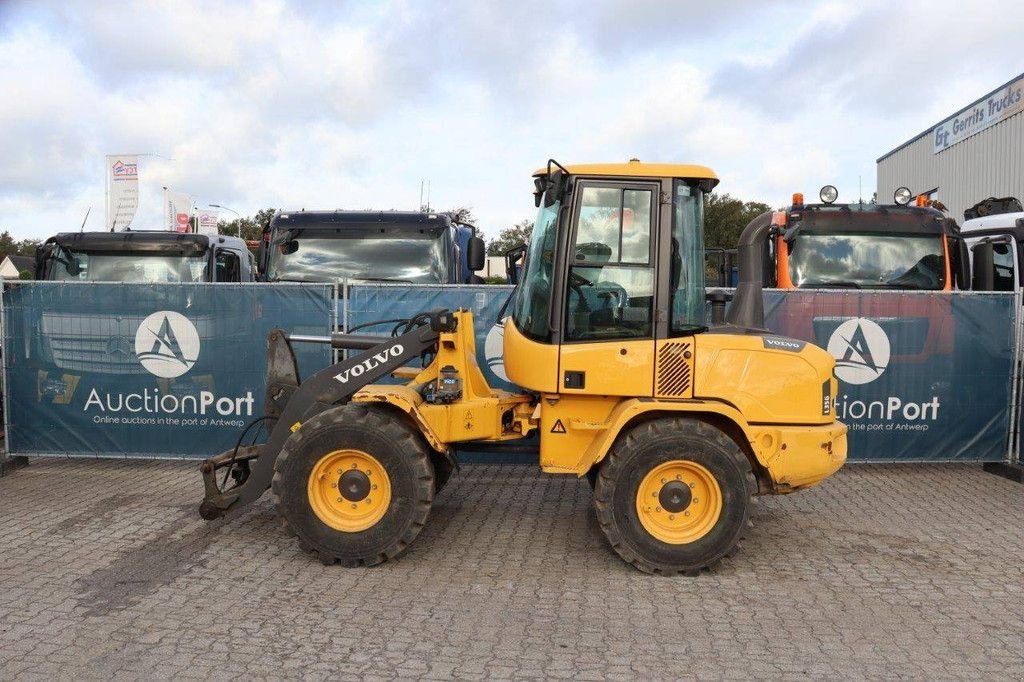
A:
[594,280,629,316]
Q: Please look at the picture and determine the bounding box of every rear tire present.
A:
[271,403,434,566]
[593,417,754,575]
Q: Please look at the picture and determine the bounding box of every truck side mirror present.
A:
[971,242,995,291]
[34,243,52,279]
[467,236,485,271]
[950,237,970,289]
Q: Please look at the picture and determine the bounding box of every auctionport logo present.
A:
[827,318,890,385]
[134,311,200,378]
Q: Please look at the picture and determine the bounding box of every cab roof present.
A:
[533,160,719,189]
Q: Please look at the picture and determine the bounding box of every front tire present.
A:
[271,403,434,566]
[593,417,755,575]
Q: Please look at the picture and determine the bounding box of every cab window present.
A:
[565,185,654,341]
[215,249,241,282]
[992,242,1015,291]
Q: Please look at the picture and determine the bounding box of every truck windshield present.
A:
[267,229,448,283]
[47,248,209,282]
[788,232,946,289]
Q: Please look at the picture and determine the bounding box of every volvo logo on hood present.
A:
[827,318,890,385]
[134,311,200,378]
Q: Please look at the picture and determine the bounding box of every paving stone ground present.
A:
[1,458,1022,680]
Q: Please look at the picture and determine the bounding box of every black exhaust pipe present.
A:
[724,210,773,331]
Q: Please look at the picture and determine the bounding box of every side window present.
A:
[565,186,654,341]
[215,249,241,282]
[669,182,706,334]
[992,243,1015,291]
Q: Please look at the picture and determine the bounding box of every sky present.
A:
[1,0,1023,241]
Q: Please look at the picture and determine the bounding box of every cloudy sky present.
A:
[1,0,1022,240]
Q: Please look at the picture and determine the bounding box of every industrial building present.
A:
[877,73,1024,221]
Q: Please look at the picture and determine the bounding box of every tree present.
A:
[218,208,277,241]
[0,230,40,258]
[446,207,477,226]
[487,219,533,256]
[703,193,772,249]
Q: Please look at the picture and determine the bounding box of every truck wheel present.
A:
[271,403,434,566]
[593,417,755,575]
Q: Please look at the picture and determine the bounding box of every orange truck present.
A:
[768,186,969,367]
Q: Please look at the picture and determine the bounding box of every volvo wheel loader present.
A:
[198,160,847,574]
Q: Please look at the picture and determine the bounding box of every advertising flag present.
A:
[196,209,220,236]
[106,155,139,231]
[166,190,193,232]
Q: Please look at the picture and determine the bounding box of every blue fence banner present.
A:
[764,290,1017,462]
[1,283,1019,464]
[2,282,332,458]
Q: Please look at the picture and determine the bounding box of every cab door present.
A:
[558,181,659,396]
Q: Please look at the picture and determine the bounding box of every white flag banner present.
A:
[106,155,139,231]
[196,209,220,236]
[166,190,193,232]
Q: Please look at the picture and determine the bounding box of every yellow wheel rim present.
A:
[308,449,391,532]
[635,460,722,544]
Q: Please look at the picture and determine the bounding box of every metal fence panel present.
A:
[1,282,331,459]
[0,283,1017,465]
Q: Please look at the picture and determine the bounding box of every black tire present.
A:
[430,451,454,495]
[593,417,755,575]
[271,403,434,566]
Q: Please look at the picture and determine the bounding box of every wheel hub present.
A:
[339,469,371,502]
[635,460,723,545]
[658,480,692,513]
[307,449,391,533]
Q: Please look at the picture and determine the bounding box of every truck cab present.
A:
[959,197,1024,291]
[259,210,485,284]
[769,187,969,367]
[34,231,256,283]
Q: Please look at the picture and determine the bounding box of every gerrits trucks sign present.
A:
[933,75,1024,153]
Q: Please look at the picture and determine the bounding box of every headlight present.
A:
[819,185,838,204]
[894,187,912,205]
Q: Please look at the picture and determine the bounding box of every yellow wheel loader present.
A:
[199,159,847,574]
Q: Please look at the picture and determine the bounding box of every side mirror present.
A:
[257,239,268,275]
[467,236,485,271]
[971,242,995,291]
[950,237,970,289]
[34,243,52,279]
[543,170,568,208]
[281,240,299,256]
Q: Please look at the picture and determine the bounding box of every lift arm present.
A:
[198,309,456,520]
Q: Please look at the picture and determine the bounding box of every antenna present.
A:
[859,176,863,203]
[79,207,91,232]
[419,180,424,211]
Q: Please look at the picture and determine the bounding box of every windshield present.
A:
[512,199,560,340]
[266,228,449,283]
[788,232,946,289]
[47,248,209,282]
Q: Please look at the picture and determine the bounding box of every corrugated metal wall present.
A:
[877,112,1024,221]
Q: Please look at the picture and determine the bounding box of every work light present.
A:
[894,187,912,205]
[819,185,838,204]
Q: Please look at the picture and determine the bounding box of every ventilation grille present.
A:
[657,342,692,397]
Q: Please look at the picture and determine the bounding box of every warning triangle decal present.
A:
[551,419,567,434]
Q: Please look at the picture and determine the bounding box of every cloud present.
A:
[0,0,1021,241]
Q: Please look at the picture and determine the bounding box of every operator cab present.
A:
[507,159,717,394]
[774,187,966,291]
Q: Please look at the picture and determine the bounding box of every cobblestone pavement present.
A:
[1,459,1023,680]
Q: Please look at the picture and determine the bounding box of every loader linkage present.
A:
[198,309,457,521]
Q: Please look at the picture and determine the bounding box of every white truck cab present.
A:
[960,198,1024,291]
